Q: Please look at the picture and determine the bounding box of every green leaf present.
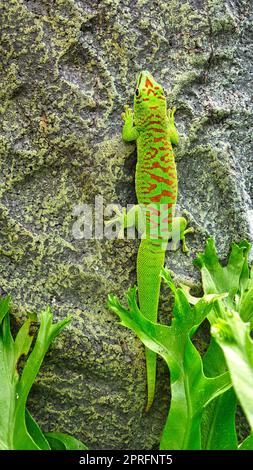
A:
[237,278,253,325]
[16,308,72,421]
[211,309,253,431]
[108,274,231,450]
[0,295,11,325]
[195,238,253,448]
[14,319,34,370]
[108,237,252,450]
[239,432,253,450]
[46,432,88,450]
[25,409,51,450]
[181,284,228,306]
[0,300,72,450]
[201,389,237,450]
[160,337,230,450]
[201,338,238,450]
[194,238,250,310]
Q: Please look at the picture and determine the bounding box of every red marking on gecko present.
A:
[145,78,153,88]
[161,155,173,162]
[147,89,156,96]
[144,154,158,161]
[149,128,165,133]
[161,216,172,223]
[162,203,173,209]
[159,146,170,151]
[150,221,159,228]
[144,153,157,161]
[148,207,160,216]
[161,227,171,233]
[142,114,155,124]
[146,172,174,186]
[143,183,157,194]
[148,120,162,125]
[150,161,174,173]
[151,190,176,202]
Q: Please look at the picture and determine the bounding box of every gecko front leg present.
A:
[122,105,139,142]
[104,105,140,237]
[167,107,179,145]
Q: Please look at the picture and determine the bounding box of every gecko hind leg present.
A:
[104,204,141,239]
[170,216,194,253]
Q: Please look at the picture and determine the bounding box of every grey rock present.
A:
[0,0,252,449]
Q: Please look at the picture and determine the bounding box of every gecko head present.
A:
[134,70,166,111]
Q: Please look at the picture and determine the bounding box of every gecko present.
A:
[110,71,193,411]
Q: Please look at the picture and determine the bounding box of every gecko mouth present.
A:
[137,72,143,87]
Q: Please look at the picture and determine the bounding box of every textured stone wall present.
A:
[0,0,252,449]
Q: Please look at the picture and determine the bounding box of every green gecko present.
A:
[111,71,193,411]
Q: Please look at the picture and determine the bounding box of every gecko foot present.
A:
[104,206,127,239]
[181,227,194,253]
[121,105,133,123]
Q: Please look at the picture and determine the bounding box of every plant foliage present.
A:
[0,299,87,450]
[108,238,253,450]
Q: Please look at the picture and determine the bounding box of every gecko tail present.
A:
[137,238,165,412]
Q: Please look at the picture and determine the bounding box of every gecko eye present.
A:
[135,88,140,97]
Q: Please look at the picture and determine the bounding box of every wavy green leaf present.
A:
[194,238,252,323]
[0,297,81,450]
[108,271,231,450]
[0,295,11,325]
[201,338,237,450]
[239,432,253,450]
[211,309,253,431]
[25,410,51,450]
[46,432,88,450]
[109,238,253,450]
[195,238,253,448]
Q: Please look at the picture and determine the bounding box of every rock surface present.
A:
[0,0,252,449]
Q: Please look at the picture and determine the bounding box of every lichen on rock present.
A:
[0,0,252,449]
